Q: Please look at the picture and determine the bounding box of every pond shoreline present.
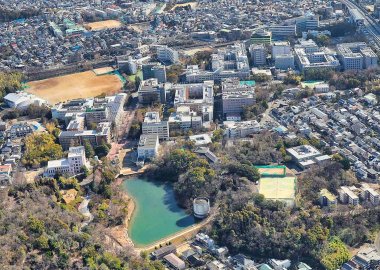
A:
[119,176,202,250]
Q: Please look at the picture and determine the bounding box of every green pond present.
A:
[123,177,196,247]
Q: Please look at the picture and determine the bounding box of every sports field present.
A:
[84,20,122,31]
[26,70,123,104]
[259,177,296,206]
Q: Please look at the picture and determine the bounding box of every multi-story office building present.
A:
[172,80,214,124]
[269,25,296,39]
[142,62,167,83]
[221,78,256,118]
[168,106,203,131]
[44,146,87,177]
[296,14,319,35]
[250,29,272,44]
[223,120,261,138]
[138,78,167,104]
[249,44,267,66]
[142,112,169,140]
[337,42,378,70]
[272,41,291,59]
[275,53,295,70]
[137,134,159,160]
[156,45,179,64]
[294,39,340,72]
[59,122,111,150]
[185,43,250,83]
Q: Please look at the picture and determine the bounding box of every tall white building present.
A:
[249,44,267,66]
[337,42,378,70]
[44,146,87,178]
[272,41,291,59]
[275,53,295,70]
[294,39,340,72]
[137,134,159,160]
[157,45,179,64]
[142,111,169,140]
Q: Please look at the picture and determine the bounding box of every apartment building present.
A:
[337,42,378,70]
[44,146,87,178]
[361,184,380,205]
[319,188,337,207]
[142,112,169,140]
[221,78,256,118]
[339,186,360,206]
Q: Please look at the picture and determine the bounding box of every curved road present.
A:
[78,197,94,230]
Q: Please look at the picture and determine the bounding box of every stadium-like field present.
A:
[26,69,123,104]
[84,20,122,31]
[259,177,296,206]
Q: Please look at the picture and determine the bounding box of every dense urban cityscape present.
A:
[1,0,380,269]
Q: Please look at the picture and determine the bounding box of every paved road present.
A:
[78,197,94,230]
[375,232,380,253]
[342,0,380,48]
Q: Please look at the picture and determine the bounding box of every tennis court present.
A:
[259,177,296,206]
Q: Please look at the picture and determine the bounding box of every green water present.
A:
[123,177,195,246]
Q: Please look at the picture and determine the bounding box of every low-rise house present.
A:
[269,259,291,270]
[163,253,186,270]
[151,245,176,260]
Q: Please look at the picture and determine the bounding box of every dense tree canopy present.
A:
[22,133,64,167]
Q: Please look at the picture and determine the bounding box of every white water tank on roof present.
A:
[193,197,210,219]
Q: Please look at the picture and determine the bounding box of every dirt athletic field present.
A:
[85,20,122,31]
[26,70,123,104]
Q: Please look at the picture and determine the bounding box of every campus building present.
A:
[156,45,179,64]
[138,78,167,104]
[249,44,267,66]
[250,29,272,44]
[137,134,159,160]
[142,112,169,140]
[44,146,87,177]
[172,80,214,124]
[294,39,340,73]
[221,78,256,119]
[337,42,378,70]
